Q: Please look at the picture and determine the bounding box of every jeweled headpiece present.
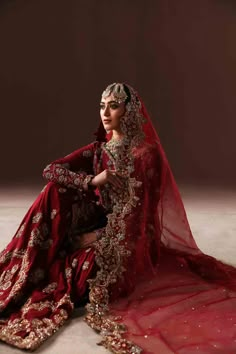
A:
[102,83,128,104]
[101,82,146,146]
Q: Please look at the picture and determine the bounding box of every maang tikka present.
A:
[102,83,128,104]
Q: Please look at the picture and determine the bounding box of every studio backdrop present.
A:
[0,0,235,186]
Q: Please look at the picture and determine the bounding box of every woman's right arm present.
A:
[42,142,97,190]
[43,140,125,190]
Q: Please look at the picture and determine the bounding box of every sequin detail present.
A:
[85,84,145,353]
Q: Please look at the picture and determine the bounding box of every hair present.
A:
[123,84,131,105]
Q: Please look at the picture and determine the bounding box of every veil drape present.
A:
[90,85,236,353]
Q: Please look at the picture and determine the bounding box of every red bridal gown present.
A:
[0,98,236,353]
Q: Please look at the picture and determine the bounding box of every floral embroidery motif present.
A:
[0,249,25,265]
[72,259,78,268]
[82,261,90,270]
[15,223,26,238]
[43,163,93,191]
[32,212,43,224]
[65,267,72,280]
[0,252,30,311]
[0,265,19,291]
[1,281,11,291]
[29,224,50,249]
[85,85,145,354]
[83,150,93,158]
[42,282,58,294]
[0,299,72,350]
[51,209,57,219]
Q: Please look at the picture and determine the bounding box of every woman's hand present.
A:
[90,169,124,188]
[74,232,97,249]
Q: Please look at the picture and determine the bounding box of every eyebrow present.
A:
[100,100,119,104]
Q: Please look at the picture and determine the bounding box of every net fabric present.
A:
[96,85,236,288]
[93,84,236,353]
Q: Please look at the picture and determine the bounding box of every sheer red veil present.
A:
[87,83,236,353]
[94,83,235,282]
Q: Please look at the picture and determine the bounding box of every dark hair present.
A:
[123,84,131,105]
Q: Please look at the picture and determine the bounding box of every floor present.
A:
[0,184,235,354]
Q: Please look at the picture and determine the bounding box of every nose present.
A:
[103,105,110,117]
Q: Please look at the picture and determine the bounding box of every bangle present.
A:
[83,175,94,190]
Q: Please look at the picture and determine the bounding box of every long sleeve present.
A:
[42,142,97,190]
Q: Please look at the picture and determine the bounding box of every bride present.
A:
[0,83,235,353]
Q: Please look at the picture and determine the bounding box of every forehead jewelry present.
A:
[102,83,128,104]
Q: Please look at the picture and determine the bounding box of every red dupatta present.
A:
[85,83,236,353]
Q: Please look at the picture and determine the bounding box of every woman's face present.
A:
[100,94,126,132]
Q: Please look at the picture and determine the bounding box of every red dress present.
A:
[0,142,104,349]
[0,90,236,353]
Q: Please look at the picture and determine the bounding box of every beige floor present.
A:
[0,185,235,354]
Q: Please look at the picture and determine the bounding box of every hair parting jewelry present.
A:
[102,83,128,104]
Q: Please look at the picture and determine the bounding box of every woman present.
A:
[0,83,235,353]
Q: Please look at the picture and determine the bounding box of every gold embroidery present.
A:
[0,252,30,311]
[0,264,19,291]
[72,259,78,268]
[0,297,72,350]
[83,150,93,158]
[0,249,25,265]
[82,261,90,270]
[65,267,72,280]
[32,212,43,224]
[84,84,145,353]
[28,224,51,249]
[42,282,58,294]
[51,209,57,219]
[15,223,26,238]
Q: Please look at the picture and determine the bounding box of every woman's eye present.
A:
[110,104,118,109]
[100,104,105,109]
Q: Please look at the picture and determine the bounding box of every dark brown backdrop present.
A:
[0,0,235,186]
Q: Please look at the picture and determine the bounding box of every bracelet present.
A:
[83,175,94,191]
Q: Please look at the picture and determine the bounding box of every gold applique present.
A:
[85,85,145,353]
[51,209,57,219]
[32,212,43,224]
[42,282,58,294]
[15,223,26,238]
[83,150,93,158]
[82,261,90,270]
[0,264,19,291]
[0,249,25,265]
[72,259,78,268]
[65,267,72,280]
[29,224,51,249]
[0,297,72,350]
[0,252,30,311]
